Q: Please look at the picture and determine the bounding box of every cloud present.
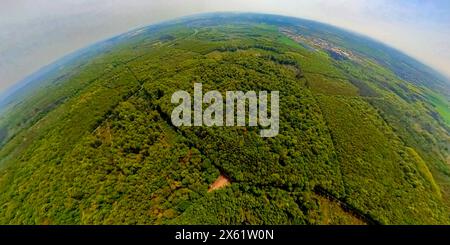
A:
[0,0,449,93]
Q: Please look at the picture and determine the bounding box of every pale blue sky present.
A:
[0,0,449,93]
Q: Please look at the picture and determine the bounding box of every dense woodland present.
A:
[0,15,449,224]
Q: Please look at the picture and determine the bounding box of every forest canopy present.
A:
[0,13,449,225]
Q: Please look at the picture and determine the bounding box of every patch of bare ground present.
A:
[208,174,231,192]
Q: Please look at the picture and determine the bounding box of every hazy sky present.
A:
[1,0,449,93]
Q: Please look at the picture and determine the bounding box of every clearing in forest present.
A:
[208,174,231,192]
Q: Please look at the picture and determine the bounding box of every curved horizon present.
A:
[1,1,450,97]
[1,11,449,102]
